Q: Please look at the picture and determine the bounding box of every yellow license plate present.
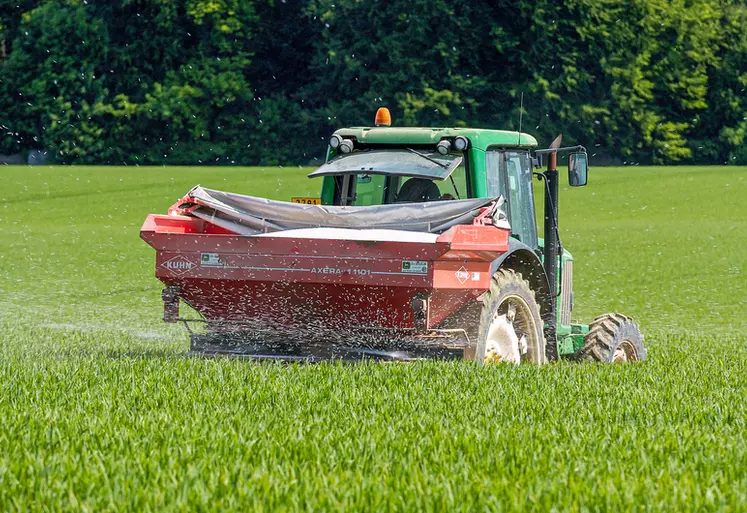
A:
[291,197,321,205]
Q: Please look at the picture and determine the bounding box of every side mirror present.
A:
[568,152,588,187]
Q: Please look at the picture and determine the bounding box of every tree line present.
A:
[1,0,745,166]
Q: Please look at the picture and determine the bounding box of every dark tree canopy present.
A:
[1,0,745,165]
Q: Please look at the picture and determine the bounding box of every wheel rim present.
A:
[484,294,541,364]
[613,340,638,363]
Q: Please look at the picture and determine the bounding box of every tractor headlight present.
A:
[329,134,342,149]
[453,136,469,151]
[339,138,354,154]
[436,139,451,155]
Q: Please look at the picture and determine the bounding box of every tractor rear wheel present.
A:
[578,313,646,363]
[475,269,546,365]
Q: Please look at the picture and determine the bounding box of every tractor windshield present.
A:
[308,149,463,180]
[310,149,467,206]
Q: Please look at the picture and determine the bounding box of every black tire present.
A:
[475,269,546,364]
[578,313,646,363]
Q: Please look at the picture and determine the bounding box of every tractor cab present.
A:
[311,109,542,249]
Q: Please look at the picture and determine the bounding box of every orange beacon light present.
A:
[375,107,391,126]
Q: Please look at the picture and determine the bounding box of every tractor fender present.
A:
[489,240,552,321]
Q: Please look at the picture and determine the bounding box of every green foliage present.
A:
[0,0,258,163]
[400,87,475,127]
[0,0,745,164]
[1,165,746,510]
[693,1,747,164]
[0,0,109,156]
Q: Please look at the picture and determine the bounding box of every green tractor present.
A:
[310,108,646,363]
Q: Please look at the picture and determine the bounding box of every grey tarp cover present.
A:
[186,186,504,235]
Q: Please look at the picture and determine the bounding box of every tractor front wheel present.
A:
[475,269,546,365]
[578,313,646,363]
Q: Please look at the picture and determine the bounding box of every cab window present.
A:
[349,163,469,206]
[353,174,387,206]
[435,161,468,200]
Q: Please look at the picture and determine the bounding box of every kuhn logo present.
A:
[162,256,193,275]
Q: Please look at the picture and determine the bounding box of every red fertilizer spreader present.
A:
[141,187,510,360]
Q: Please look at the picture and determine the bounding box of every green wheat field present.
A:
[1,165,746,511]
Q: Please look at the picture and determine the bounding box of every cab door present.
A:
[485,150,538,249]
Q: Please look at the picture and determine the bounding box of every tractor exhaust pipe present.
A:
[542,136,562,360]
[536,137,589,361]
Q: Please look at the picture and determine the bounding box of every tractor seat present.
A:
[396,178,441,203]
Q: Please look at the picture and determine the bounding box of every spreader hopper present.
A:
[141,187,510,360]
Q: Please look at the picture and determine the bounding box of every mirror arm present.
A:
[534,145,587,155]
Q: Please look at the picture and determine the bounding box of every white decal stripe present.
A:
[370,271,428,276]
[202,254,423,262]
[207,265,312,272]
[200,264,427,276]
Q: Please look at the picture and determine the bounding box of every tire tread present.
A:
[578,312,646,363]
[476,269,545,364]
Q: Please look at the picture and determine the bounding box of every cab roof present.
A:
[333,126,538,151]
